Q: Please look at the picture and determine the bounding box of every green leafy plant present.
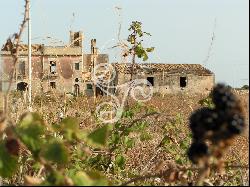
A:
[125,21,154,80]
[0,112,111,186]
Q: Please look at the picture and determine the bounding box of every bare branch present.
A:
[3,0,30,114]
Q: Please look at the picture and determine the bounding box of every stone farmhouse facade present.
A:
[0,31,108,96]
[112,63,215,94]
[0,31,215,96]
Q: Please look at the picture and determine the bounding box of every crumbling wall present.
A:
[115,71,215,94]
[41,56,83,94]
[155,73,215,94]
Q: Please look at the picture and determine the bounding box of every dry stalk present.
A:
[3,0,30,115]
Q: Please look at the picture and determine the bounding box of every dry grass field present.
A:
[0,90,249,185]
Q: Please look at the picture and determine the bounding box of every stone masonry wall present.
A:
[115,72,215,94]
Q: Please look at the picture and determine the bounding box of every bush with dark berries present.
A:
[188,83,245,167]
[187,142,209,164]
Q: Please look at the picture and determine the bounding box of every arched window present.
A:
[74,84,80,96]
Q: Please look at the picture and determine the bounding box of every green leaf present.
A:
[70,169,109,186]
[138,30,143,37]
[146,106,157,114]
[124,137,135,149]
[146,47,155,52]
[110,132,120,145]
[87,171,109,186]
[127,35,135,44]
[42,140,69,165]
[175,155,184,165]
[198,97,215,109]
[159,136,171,147]
[44,171,66,186]
[32,162,43,172]
[122,110,134,119]
[55,117,80,141]
[87,125,111,147]
[16,113,45,157]
[180,139,190,150]
[134,44,145,58]
[140,132,152,141]
[71,171,93,186]
[130,121,148,132]
[60,117,79,131]
[134,102,144,111]
[18,112,45,128]
[114,122,122,130]
[143,53,149,61]
[0,143,18,178]
[187,170,193,178]
[87,154,110,170]
[115,155,126,170]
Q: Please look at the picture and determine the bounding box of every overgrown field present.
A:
[0,90,249,186]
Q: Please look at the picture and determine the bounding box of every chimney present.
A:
[69,31,83,47]
[91,39,98,55]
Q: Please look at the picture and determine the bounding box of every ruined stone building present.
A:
[0,31,215,96]
[0,31,108,95]
[112,63,215,94]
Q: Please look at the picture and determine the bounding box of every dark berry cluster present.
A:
[188,83,245,164]
[187,142,209,164]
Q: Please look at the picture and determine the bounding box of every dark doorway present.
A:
[180,77,187,88]
[147,77,154,86]
[74,84,80,96]
[50,82,56,89]
[87,84,93,90]
[17,82,28,91]
[96,86,104,96]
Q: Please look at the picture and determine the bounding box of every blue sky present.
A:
[0,0,249,87]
